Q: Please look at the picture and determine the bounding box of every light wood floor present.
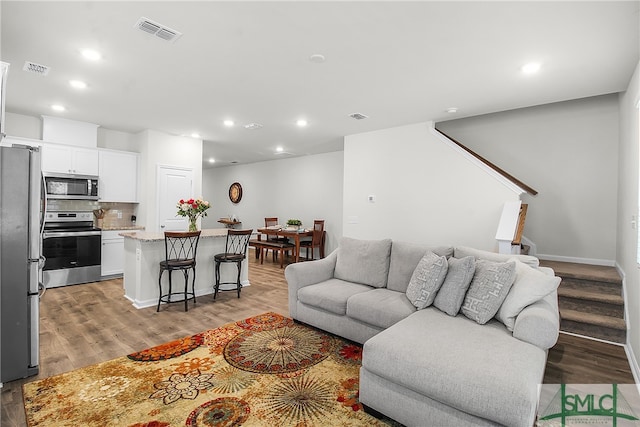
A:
[1,251,636,426]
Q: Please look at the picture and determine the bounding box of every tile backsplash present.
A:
[46,200,138,228]
[98,203,137,228]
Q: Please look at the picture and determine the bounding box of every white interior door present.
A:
[157,165,194,232]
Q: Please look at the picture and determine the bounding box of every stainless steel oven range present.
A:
[42,211,101,288]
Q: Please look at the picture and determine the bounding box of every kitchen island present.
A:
[121,228,253,309]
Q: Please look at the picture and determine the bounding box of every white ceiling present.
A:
[1,1,638,168]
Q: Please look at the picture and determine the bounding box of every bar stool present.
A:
[214,229,253,299]
[157,231,201,312]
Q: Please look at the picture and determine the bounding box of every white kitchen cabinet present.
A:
[41,143,99,175]
[101,230,125,277]
[98,149,139,202]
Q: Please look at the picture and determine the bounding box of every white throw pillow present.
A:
[405,251,448,309]
[495,259,561,331]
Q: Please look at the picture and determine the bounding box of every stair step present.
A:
[540,260,621,285]
[561,319,627,344]
[557,285,623,305]
[560,308,626,330]
[559,296,624,318]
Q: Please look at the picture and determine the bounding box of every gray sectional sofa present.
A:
[285,237,561,427]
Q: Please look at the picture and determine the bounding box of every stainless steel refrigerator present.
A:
[0,145,42,383]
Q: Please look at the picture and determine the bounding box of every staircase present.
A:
[540,260,626,344]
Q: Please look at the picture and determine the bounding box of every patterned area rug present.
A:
[23,312,394,426]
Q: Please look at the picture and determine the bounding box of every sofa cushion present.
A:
[347,289,416,329]
[405,251,448,309]
[433,256,476,316]
[387,241,454,293]
[496,259,561,331]
[297,279,373,315]
[362,309,547,427]
[462,259,516,324]
[334,237,392,288]
[454,245,539,268]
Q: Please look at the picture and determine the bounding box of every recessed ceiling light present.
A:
[521,62,541,75]
[81,49,101,61]
[69,80,87,89]
[309,54,325,64]
[445,107,458,113]
[276,146,284,152]
[296,119,308,127]
[208,157,215,163]
[223,120,234,127]
[191,133,201,138]
[51,104,66,112]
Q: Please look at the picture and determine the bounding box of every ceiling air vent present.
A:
[349,113,369,120]
[134,17,182,43]
[243,123,263,130]
[23,61,50,76]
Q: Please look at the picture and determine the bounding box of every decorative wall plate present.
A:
[229,182,243,204]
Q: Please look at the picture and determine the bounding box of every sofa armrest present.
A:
[285,249,338,318]
[512,292,560,350]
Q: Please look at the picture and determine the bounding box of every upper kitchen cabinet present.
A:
[98,149,139,202]
[41,143,99,175]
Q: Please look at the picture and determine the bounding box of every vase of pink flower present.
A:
[176,198,211,231]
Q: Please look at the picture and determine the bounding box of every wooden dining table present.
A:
[256,227,313,263]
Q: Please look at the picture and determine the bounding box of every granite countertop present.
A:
[120,228,233,242]
[101,226,145,231]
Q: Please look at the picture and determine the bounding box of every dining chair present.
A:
[213,229,253,299]
[300,220,325,260]
[263,217,289,260]
[157,231,201,312]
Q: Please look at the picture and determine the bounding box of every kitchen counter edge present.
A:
[120,228,235,242]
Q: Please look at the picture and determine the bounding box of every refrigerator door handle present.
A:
[28,294,39,368]
[28,148,42,261]
[40,171,47,236]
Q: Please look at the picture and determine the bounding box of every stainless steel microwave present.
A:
[44,173,99,200]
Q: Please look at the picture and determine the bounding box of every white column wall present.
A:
[617,60,640,374]
[137,129,203,232]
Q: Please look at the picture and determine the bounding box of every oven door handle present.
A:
[43,230,102,238]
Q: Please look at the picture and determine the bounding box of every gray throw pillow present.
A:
[433,256,476,316]
[462,259,516,324]
[334,237,392,288]
[405,251,448,309]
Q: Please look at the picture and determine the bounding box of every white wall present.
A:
[137,129,203,232]
[617,61,640,373]
[97,128,139,152]
[437,95,620,263]
[343,122,520,249]
[202,151,344,255]
[6,111,139,153]
[5,112,40,139]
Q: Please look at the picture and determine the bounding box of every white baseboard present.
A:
[624,344,640,392]
[536,253,615,267]
[130,281,251,310]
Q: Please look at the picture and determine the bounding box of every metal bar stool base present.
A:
[157,292,196,310]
